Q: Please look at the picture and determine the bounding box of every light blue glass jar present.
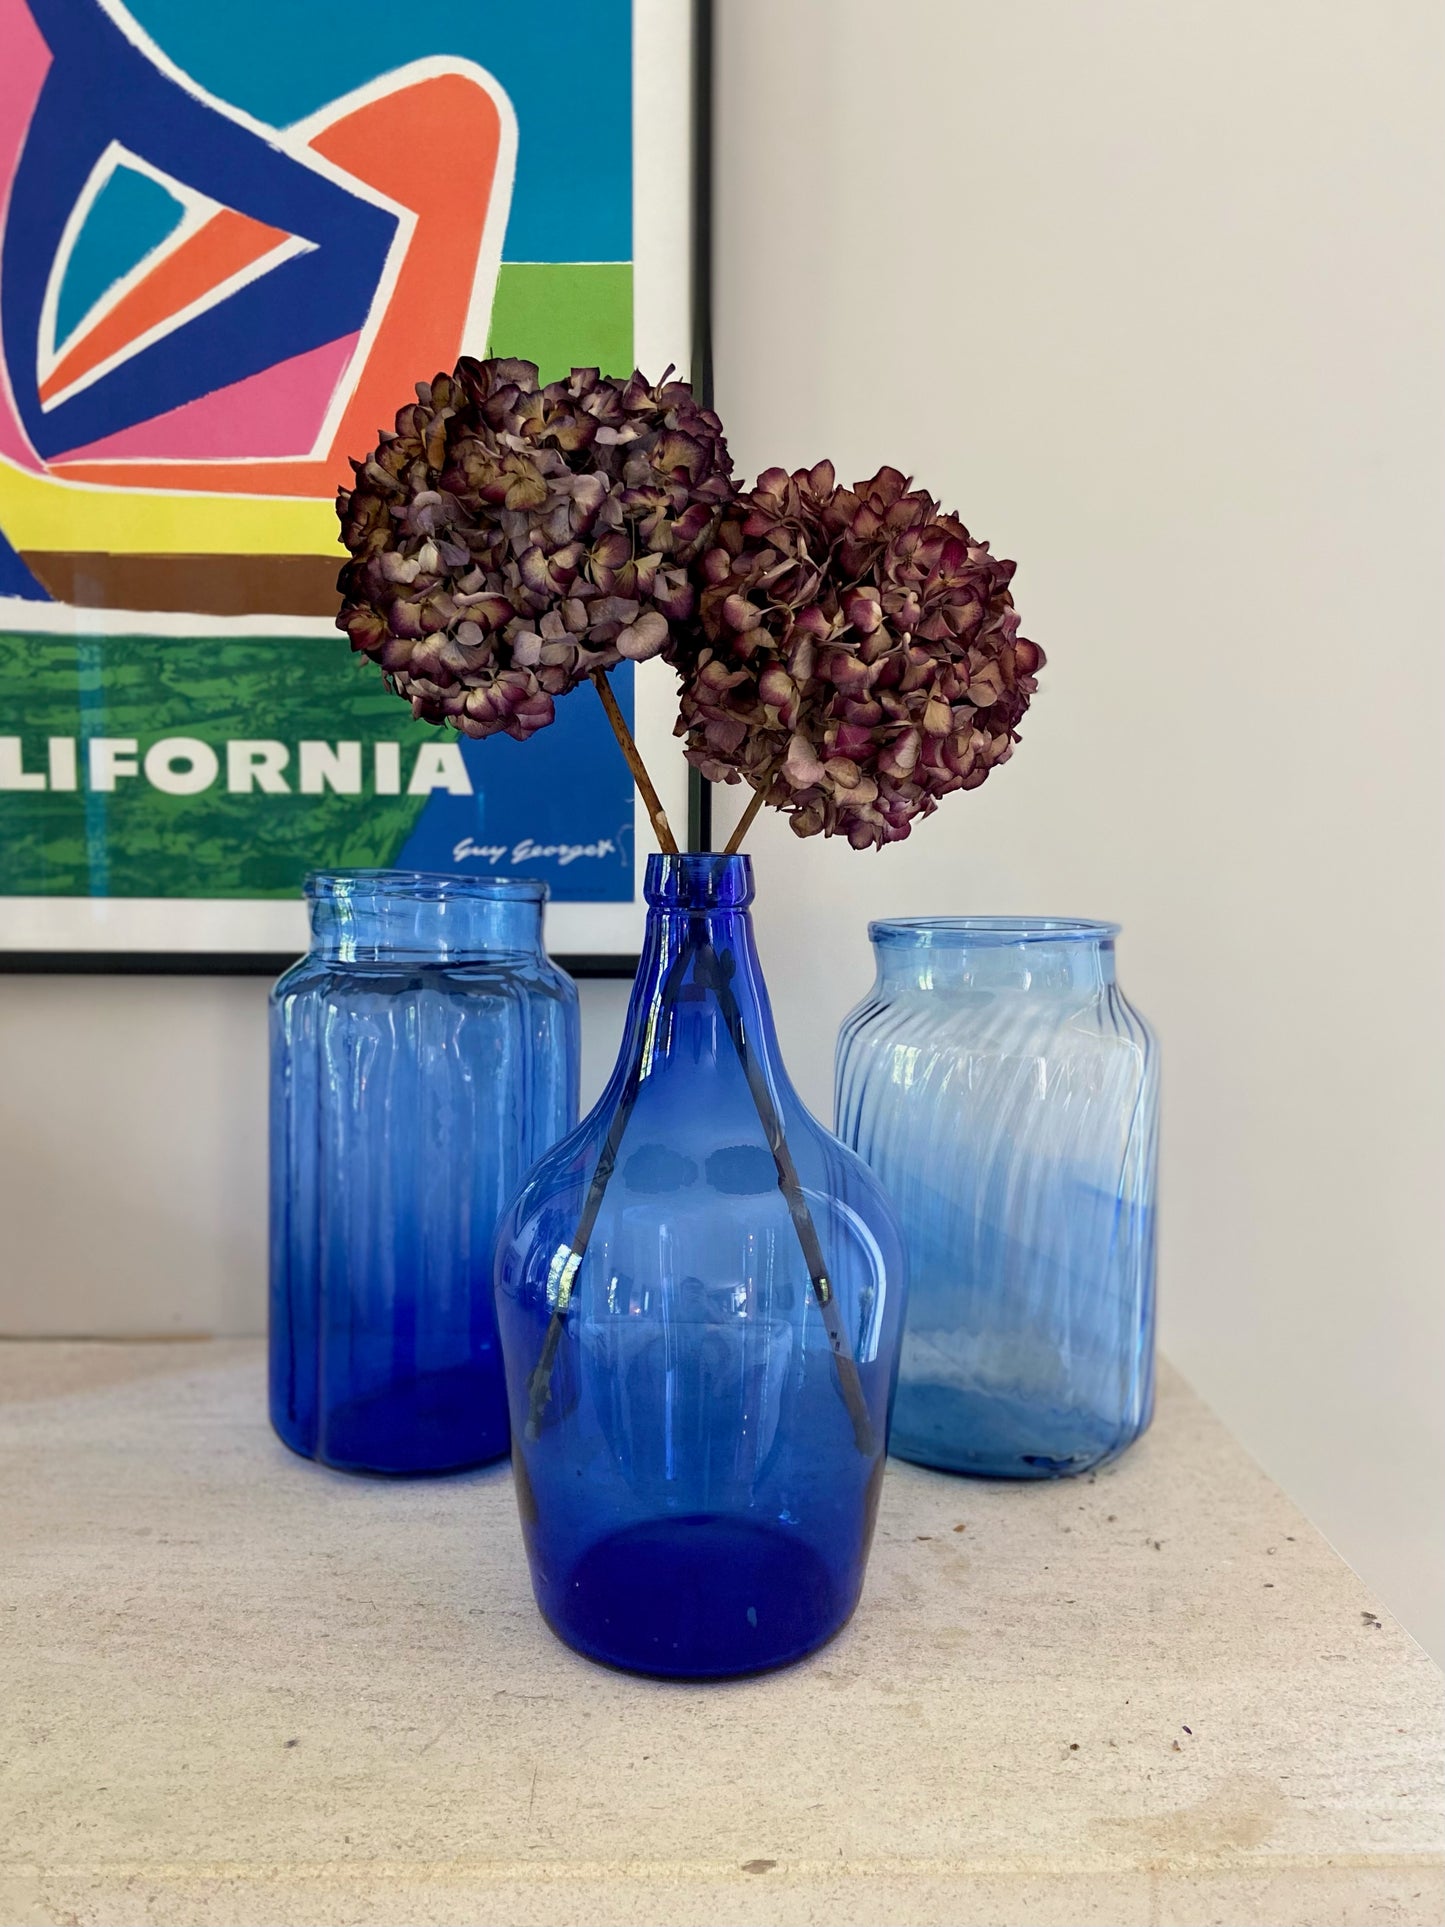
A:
[493,854,907,1678]
[837,917,1158,1479]
[269,871,579,1475]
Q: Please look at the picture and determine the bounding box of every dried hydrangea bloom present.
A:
[675,462,1044,846]
[336,358,735,739]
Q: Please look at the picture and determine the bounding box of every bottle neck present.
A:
[307,873,547,964]
[613,854,782,1083]
[873,926,1117,996]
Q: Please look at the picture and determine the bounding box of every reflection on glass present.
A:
[838,917,1158,1479]
[495,854,906,1677]
[269,870,579,1475]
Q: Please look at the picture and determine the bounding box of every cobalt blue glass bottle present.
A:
[493,854,906,1678]
[269,871,579,1476]
[837,918,1158,1479]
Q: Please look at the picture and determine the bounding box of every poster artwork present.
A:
[0,0,655,955]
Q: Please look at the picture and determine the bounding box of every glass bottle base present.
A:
[270,1362,511,1477]
[889,1381,1150,1480]
[532,1515,860,1679]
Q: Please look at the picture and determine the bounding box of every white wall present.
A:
[1,0,1440,1664]
[709,0,1445,1659]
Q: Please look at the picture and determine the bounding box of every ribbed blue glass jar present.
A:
[269,870,579,1476]
[493,854,907,1678]
[837,917,1158,1479]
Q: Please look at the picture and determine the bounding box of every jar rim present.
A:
[870,915,1119,947]
[306,868,548,904]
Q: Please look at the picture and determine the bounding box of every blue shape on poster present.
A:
[123,0,632,263]
[9,0,398,457]
[0,528,51,600]
[396,663,635,902]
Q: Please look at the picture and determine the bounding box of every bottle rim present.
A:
[306,868,548,904]
[644,851,754,907]
[870,915,1119,947]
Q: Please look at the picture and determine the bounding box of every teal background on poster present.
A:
[123,0,632,259]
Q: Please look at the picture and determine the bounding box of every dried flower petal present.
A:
[675,464,1043,845]
[337,357,735,739]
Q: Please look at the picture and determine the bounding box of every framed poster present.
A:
[0,0,707,972]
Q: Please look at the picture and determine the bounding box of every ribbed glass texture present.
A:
[837,918,1158,1479]
[269,871,579,1475]
[493,854,906,1678]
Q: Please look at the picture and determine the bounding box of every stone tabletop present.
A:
[0,1341,1440,1927]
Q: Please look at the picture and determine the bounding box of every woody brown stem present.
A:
[592,672,679,855]
[723,785,766,855]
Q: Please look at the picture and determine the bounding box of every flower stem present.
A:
[592,672,679,855]
[523,939,694,1440]
[523,924,876,1458]
[723,785,767,855]
[697,941,875,1455]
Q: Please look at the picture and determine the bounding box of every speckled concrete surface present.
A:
[0,1342,1440,1927]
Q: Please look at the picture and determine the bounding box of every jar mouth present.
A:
[870,915,1119,947]
[307,869,548,905]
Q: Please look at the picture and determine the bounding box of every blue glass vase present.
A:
[493,854,906,1678]
[269,871,579,1475]
[837,917,1158,1479]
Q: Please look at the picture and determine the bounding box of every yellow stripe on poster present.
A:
[0,461,342,557]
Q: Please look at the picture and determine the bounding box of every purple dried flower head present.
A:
[336,359,735,739]
[675,462,1044,846]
